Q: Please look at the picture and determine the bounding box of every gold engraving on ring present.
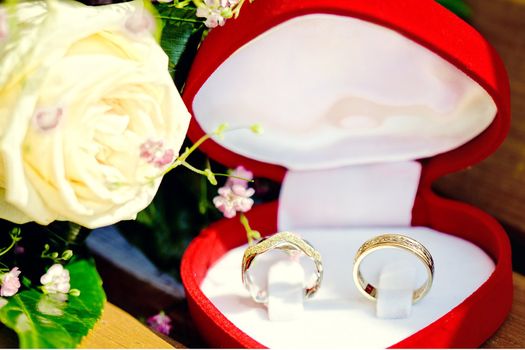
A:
[353,234,435,304]
[242,232,323,304]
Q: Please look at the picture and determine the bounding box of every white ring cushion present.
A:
[202,228,495,348]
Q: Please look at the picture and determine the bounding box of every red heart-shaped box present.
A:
[180,0,512,347]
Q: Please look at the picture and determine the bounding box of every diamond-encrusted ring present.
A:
[241,232,323,304]
[353,234,435,304]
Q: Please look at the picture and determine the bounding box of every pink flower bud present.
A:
[213,184,254,218]
[34,107,63,131]
[0,267,21,297]
[147,312,172,335]
[0,9,8,42]
[226,166,253,188]
[140,139,175,168]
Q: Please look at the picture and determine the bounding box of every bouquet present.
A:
[0,0,257,347]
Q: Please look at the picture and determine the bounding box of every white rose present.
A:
[0,0,190,228]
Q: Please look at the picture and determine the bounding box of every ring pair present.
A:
[241,232,435,305]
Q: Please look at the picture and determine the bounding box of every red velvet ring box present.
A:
[180,0,512,347]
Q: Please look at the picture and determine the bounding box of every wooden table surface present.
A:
[79,303,180,349]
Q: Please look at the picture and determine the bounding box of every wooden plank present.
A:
[483,272,525,348]
[79,302,176,349]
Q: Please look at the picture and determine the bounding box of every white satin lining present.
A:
[278,161,421,229]
[193,14,497,170]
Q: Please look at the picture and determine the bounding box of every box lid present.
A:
[182,0,510,184]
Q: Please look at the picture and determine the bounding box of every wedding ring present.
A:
[353,234,434,304]
[241,232,323,304]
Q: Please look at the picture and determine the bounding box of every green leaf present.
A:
[154,3,206,90]
[0,259,105,348]
[436,0,472,19]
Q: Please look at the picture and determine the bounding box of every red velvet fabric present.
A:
[180,0,512,347]
[181,198,512,348]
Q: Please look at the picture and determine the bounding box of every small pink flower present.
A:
[1,267,21,297]
[140,139,175,168]
[125,9,156,35]
[221,0,239,7]
[196,8,225,28]
[0,9,8,42]
[40,264,70,294]
[147,312,172,335]
[33,107,63,131]
[226,166,253,188]
[196,0,227,28]
[213,185,255,218]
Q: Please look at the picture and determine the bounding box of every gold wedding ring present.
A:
[353,234,434,304]
[241,232,323,304]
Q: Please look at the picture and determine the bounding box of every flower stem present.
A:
[240,213,261,246]
[180,160,208,176]
[0,239,16,258]
[67,223,82,244]
[161,133,211,176]
[0,228,21,258]
[64,223,90,245]
[0,261,10,271]
[180,134,211,161]
[191,0,205,8]
[161,123,257,181]
[143,123,258,187]
[155,16,203,23]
